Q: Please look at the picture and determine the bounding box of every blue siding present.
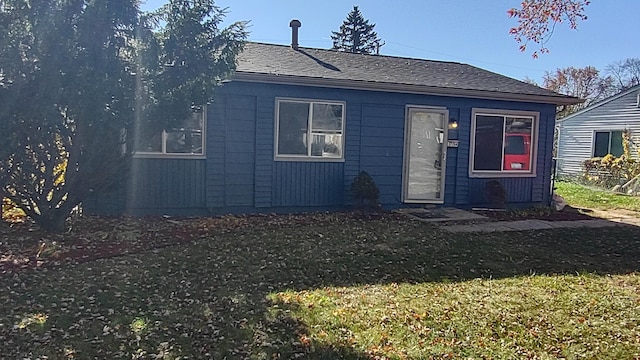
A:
[255,95,275,208]
[206,94,257,209]
[224,96,256,207]
[86,157,207,216]
[87,80,558,216]
[343,103,362,204]
[120,158,206,215]
[273,162,344,206]
[454,107,472,205]
[359,104,405,204]
[468,178,533,204]
[536,111,556,202]
[206,95,226,208]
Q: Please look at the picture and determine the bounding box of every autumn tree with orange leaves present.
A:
[508,0,590,57]
[543,66,613,117]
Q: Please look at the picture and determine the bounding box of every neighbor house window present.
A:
[470,109,537,177]
[593,130,623,157]
[275,98,345,160]
[136,109,205,157]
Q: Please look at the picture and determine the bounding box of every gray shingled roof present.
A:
[233,42,579,105]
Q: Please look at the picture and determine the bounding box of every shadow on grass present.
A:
[226,214,640,358]
[192,214,640,358]
[2,212,640,358]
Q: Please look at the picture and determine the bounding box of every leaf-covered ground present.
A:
[1,212,639,359]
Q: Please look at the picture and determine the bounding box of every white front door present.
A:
[403,107,448,203]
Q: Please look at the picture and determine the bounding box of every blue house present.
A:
[87,23,578,216]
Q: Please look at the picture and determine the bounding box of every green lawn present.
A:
[1,213,639,359]
[555,181,640,212]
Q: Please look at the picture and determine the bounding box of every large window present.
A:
[593,130,623,157]
[275,99,345,160]
[136,109,205,157]
[470,109,537,177]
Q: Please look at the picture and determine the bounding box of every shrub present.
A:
[581,130,640,190]
[582,155,640,189]
[2,197,26,223]
[485,180,507,208]
[350,171,380,207]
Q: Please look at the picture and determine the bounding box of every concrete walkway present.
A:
[398,207,636,233]
[589,209,640,227]
[440,219,619,233]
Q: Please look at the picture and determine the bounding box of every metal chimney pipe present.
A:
[289,19,301,50]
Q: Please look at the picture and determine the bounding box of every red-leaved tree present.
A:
[508,0,590,57]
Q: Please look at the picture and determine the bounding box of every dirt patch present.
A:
[0,216,202,274]
[0,210,399,275]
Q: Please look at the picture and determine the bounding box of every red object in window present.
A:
[503,133,531,170]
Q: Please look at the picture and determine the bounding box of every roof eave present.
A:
[231,72,581,106]
[557,84,640,122]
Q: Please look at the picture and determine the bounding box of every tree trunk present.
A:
[34,209,70,232]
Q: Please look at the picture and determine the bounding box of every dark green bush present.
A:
[350,171,380,207]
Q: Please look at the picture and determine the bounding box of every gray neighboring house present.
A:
[557,85,640,177]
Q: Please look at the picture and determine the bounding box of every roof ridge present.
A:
[238,41,580,105]
[245,41,466,66]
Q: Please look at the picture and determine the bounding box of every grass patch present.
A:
[272,275,640,359]
[555,181,640,211]
[1,213,639,358]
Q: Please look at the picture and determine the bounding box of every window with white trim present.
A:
[470,109,537,177]
[275,99,344,160]
[136,109,205,157]
[593,130,623,157]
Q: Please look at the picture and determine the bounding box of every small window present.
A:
[276,99,345,160]
[593,130,624,157]
[136,109,205,157]
[470,109,537,177]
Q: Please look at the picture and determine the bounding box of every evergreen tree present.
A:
[331,6,383,55]
[0,0,247,231]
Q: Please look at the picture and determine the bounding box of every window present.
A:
[275,99,345,160]
[593,130,623,157]
[470,109,537,177]
[136,109,205,157]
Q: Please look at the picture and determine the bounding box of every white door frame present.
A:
[402,105,448,203]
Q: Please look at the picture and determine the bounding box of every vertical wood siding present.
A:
[224,96,256,207]
[127,158,206,213]
[87,81,559,216]
[444,108,461,204]
[454,107,472,205]
[557,88,640,177]
[273,162,344,206]
[254,96,275,208]
[359,104,405,205]
[343,103,362,204]
[206,95,226,207]
[535,111,556,202]
[206,94,257,209]
[468,177,534,204]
